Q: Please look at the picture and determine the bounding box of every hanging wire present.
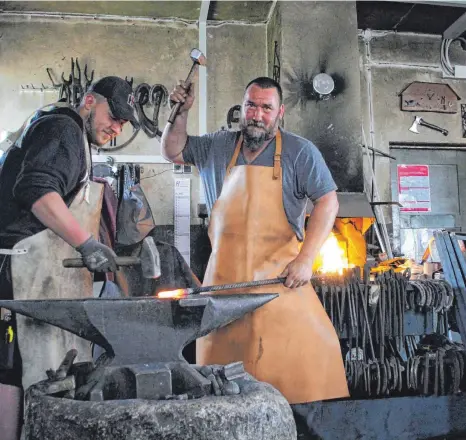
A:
[440,37,466,77]
[139,169,172,181]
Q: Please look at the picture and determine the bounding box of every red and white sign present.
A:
[397,164,431,212]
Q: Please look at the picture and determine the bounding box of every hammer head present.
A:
[409,116,422,134]
[190,48,207,66]
[140,236,161,279]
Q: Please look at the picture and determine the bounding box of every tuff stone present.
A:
[25,375,297,440]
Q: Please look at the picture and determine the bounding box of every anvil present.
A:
[0,294,278,365]
[0,294,278,400]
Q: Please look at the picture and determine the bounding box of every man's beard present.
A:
[85,109,99,145]
[239,116,280,152]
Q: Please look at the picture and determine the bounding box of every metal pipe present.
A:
[360,144,396,160]
[362,130,393,258]
[362,36,393,258]
[391,144,466,150]
[199,0,210,137]
[0,11,197,26]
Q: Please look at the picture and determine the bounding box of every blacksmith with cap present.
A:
[0,76,138,439]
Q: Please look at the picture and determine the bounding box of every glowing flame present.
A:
[156,289,188,299]
[318,233,349,275]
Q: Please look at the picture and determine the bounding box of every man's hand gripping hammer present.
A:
[168,48,206,124]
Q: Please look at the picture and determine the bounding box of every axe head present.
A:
[409,116,422,134]
[139,236,161,279]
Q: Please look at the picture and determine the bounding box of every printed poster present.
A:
[174,178,191,266]
[397,164,431,212]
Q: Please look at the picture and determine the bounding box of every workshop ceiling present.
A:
[0,1,465,32]
[357,1,466,34]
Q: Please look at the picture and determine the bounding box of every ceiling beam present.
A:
[390,0,466,8]
[443,10,466,37]
[199,0,209,137]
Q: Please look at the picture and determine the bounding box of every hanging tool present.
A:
[409,116,449,136]
[45,68,61,91]
[134,83,168,138]
[125,76,134,88]
[168,48,206,124]
[60,72,72,102]
[70,58,83,106]
[227,104,241,129]
[84,64,95,92]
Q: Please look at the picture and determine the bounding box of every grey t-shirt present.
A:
[183,129,337,241]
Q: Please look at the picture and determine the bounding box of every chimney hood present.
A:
[307,192,374,219]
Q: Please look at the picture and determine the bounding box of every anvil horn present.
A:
[0,294,278,365]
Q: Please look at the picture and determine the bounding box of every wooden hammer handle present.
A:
[168,63,199,124]
[63,256,139,268]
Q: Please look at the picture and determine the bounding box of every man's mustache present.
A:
[246,121,265,128]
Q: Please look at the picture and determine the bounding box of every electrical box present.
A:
[173,164,192,174]
[455,65,466,79]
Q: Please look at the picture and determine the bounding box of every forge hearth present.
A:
[0,294,297,440]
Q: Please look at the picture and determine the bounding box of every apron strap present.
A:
[226,130,283,180]
[273,130,282,180]
[226,134,243,175]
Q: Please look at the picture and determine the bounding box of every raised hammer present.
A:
[409,116,448,136]
[168,48,207,124]
[63,236,161,279]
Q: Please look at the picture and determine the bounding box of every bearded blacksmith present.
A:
[161,76,349,405]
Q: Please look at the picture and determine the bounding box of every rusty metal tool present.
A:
[157,277,286,298]
[168,48,206,124]
[60,72,72,102]
[84,64,95,92]
[156,275,324,298]
[46,349,78,381]
[70,58,83,106]
[63,236,161,279]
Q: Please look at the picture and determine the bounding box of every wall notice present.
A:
[397,165,431,212]
[174,178,191,266]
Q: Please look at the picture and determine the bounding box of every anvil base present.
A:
[24,375,296,440]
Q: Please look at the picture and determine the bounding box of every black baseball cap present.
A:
[89,76,139,128]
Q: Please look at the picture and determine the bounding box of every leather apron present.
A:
[196,131,349,404]
[9,119,103,390]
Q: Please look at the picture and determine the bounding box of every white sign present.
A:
[397,164,431,212]
[174,178,191,266]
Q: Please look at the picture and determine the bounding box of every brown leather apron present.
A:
[196,131,349,404]
[10,130,103,389]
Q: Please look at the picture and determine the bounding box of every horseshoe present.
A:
[439,348,446,395]
[397,358,403,393]
[385,357,392,391]
[423,353,430,396]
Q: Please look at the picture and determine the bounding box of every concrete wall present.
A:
[279,1,364,193]
[266,3,280,79]
[206,22,266,132]
[6,4,466,261]
[359,30,466,235]
[0,15,266,228]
